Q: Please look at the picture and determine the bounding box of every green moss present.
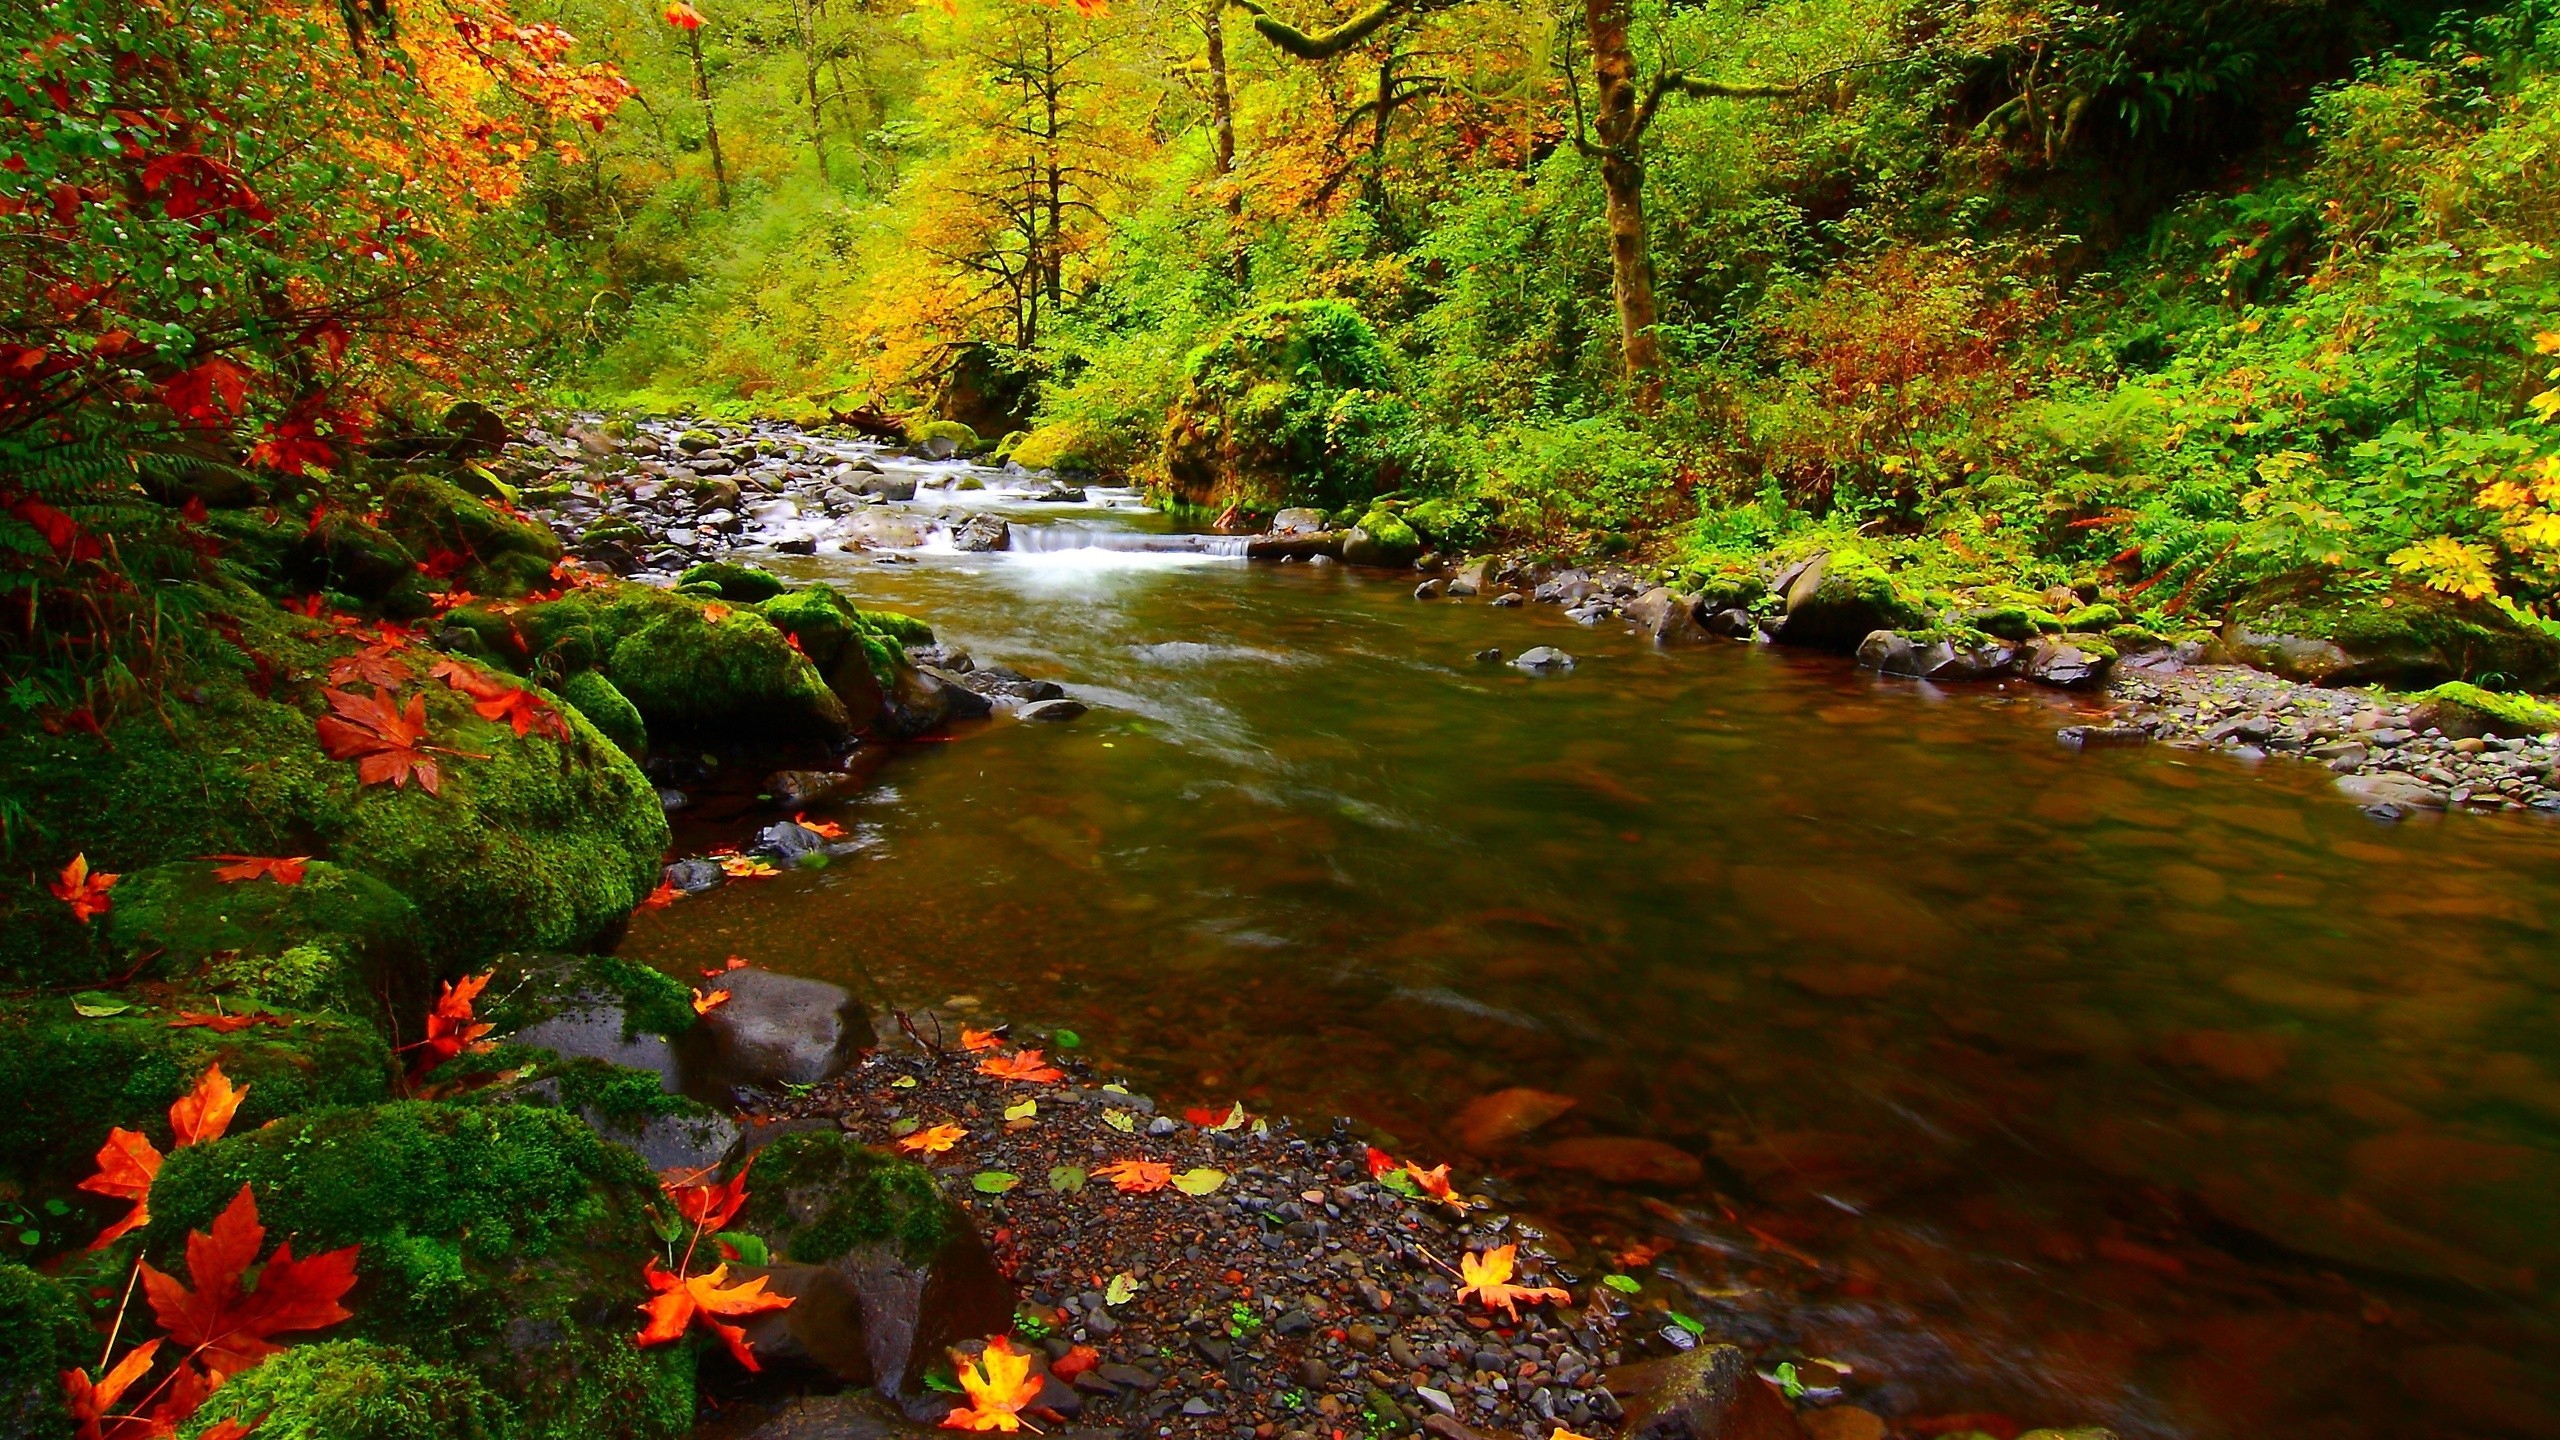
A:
[2416,681,2560,735]
[1162,299,1406,510]
[183,1341,504,1440]
[380,476,561,599]
[2061,602,2124,631]
[1343,509,1421,567]
[752,1131,954,1266]
[0,1261,89,1438]
[1966,605,2043,642]
[2241,584,2560,688]
[558,669,647,760]
[0,1001,392,1184]
[0,584,667,981]
[908,419,981,452]
[1009,420,1108,472]
[207,942,350,1011]
[106,859,421,1000]
[482,954,696,1042]
[148,1102,689,1440]
[586,589,850,740]
[675,561,786,603]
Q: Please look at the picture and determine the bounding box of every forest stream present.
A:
[618,481,2560,1440]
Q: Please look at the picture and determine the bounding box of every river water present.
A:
[622,483,2560,1440]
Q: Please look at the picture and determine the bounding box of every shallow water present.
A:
[625,498,2560,1440]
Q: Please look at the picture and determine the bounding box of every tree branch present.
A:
[1225,0,1403,60]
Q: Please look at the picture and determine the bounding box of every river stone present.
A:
[1513,646,1574,673]
[1614,1345,1808,1440]
[494,957,743,1174]
[951,514,1010,552]
[665,856,726,893]
[1540,1136,1703,1187]
[1018,698,1088,722]
[877,663,973,738]
[1272,507,1329,537]
[1447,558,1492,597]
[856,473,920,502]
[1452,1087,1578,1151]
[697,968,869,1092]
[919,666,995,720]
[2337,773,2449,810]
[2024,637,2113,689]
[755,819,832,862]
[1704,607,1757,640]
[1627,587,1707,644]
[767,769,856,808]
[1414,579,1447,600]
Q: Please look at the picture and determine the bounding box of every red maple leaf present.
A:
[155,357,250,427]
[471,686,568,740]
[636,1260,792,1370]
[662,1156,754,1233]
[639,881,680,910]
[314,687,441,793]
[77,1065,247,1249]
[167,1011,289,1033]
[976,1050,1062,1084]
[403,971,495,1079]
[5,492,102,563]
[142,1184,359,1381]
[326,641,412,689]
[206,855,309,885]
[50,852,118,923]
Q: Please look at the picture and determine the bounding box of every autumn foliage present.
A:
[79,1063,246,1247]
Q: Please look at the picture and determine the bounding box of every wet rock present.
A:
[1627,588,1707,644]
[1773,551,1923,653]
[919,666,997,721]
[697,968,870,1093]
[1273,508,1329,536]
[877,663,974,738]
[665,857,726,893]
[767,769,857,809]
[1703,608,1758,641]
[1415,579,1448,600]
[1539,1136,1702,1187]
[755,819,833,862]
[1513,646,1574,673]
[1474,647,1503,663]
[2336,773,2449,811]
[1452,1088,1578,1152]
[2056,724,2152,749]
[1615,1345,1809,1440]
[856,474,920,502]
[951,514,1010,552]
[2025,637,2115,690]
[1447,559,1492,597]
[1534,569,1598,606]
[729,1261,877,1383]
[1018,698,1088,722]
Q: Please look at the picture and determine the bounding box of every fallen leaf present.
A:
[719,855,779,879]
[1095,1159,1172,1193]
[327,641,412,690]
[1457,1243,1571,1321]
[314,687,443,792]
[168,1011,287,1033]
[1184,1101,1246,1131]
[1052,1342,1101,1380]
[662,1157,754,1232]
[1048,1166,1086,1194]
[143,1184,360,1379]
[940,1335,1041,1431]
[697,956,750,977]
[1365,1146,1398,1179]
[959,1026,1005,1053]
[79,1126,162,1247]
[51,854,118,923]
[976,1050,1062,1084]
[207,854,310,885]
[702,601,733,623]
[899,1123,967,1155]
[972,1171,1020,1194]
[1103,1272,1138,1306]
[640,882,680,910]
[635,1260,794,1370]
[1172,1167,1228,1196]
[1602,1274,1643,1295]
[61,1338,161,1438]
[405,972,494,1078]
[170,1063,246,1147]
[793,812,847,840]
[1101,1109,1136,1134]
[691,988,731,1015]
[71,991,131,1017]
[1002,1099,1036,1121]
[891,1075,919,1089]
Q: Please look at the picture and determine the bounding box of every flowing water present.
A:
[624,487,2560,1440]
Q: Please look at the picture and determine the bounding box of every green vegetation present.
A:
[753,1130,960,1265]
[184,1341,507,1440]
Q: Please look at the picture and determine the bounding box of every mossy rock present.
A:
[0,1261,88,1438]
[756,585,921,726]
[2231,584,2560,689]
[907,419,980,456]
[2061,602,2125,631]
[183,1340,506,1440]
[1160,299,1405,511]
[558,669,647,760]
[289,511,418,605]
[0,1000,393,1185]
[1774,549,1927,652]
[1008,420,1110,473]
[105,859,421,1009]
[379,476,561,598]
[1342,509,1421,568]
[2411,681,2560,738]
[0,582,667,983]
[150,1102,693,1440]
[752,1131,960,1267]
[992,429,1030,459]
[676,561,787,604]
[482,952,697,1046]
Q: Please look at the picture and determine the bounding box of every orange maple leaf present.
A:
[959,1026,1004,1053]
[326,641,411,689]
[640,881,680,910]
[663,0,703,27]
[661,1156,754,1232]
[79,1126,163,1248]
[1366,1146,1399,1179]
[405,972,494,1078]
[1455,1243,1571,1321]
[1051,1342,1101,1380]
[1404,1162,1459,1207]
[635,1260,793,1369]
[897,1122,966,1155]
[718,854,778,879]
[314,686,443,793]
[1095,1159,1172,1193]
[700,600,731,622]
[62,1337,161,1438]
[940,1336,1043,1431]
[142,1184,360,1380]
[976,1050,1062,1084]
[691,987,730,1015]
[170,1064,247,1148]
[51,853,118,923]
[792,812,847,840]
[206,854,309,885]
[698,956,749,977]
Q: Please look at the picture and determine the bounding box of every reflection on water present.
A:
[625,511,2560,1440]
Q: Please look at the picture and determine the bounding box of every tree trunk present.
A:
[796,0,831,182]
[685,28,730,208]
[1584,0,1659,408]
[1204,1,1247,283]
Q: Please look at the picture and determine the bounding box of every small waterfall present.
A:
[1004,523,1251,558]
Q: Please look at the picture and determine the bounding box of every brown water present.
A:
[625,508,2560,1440]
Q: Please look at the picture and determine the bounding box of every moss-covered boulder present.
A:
[1772,549,1927,652]
[907,419,980,459]
[558,669,647,760]
[1009,420,1113,474]
[0,1261,89,1438]
[1161,299,1410,511]
[747,1131,1014,1394]
[150,1102,693,1440]
[0,1000,392,1185]
[467,954,736,1173]
[183,1340,506,1440]
[483,586,848,743]
[754,584,938,732]
[0,583,667,983]
[2227,584,2560,689]
[676,560,786,604]
[1341,508,1421,569]
[381,475,562,599]
[2409,681,2560,738]
[105,859,422,1011]
[289,510,421,609]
